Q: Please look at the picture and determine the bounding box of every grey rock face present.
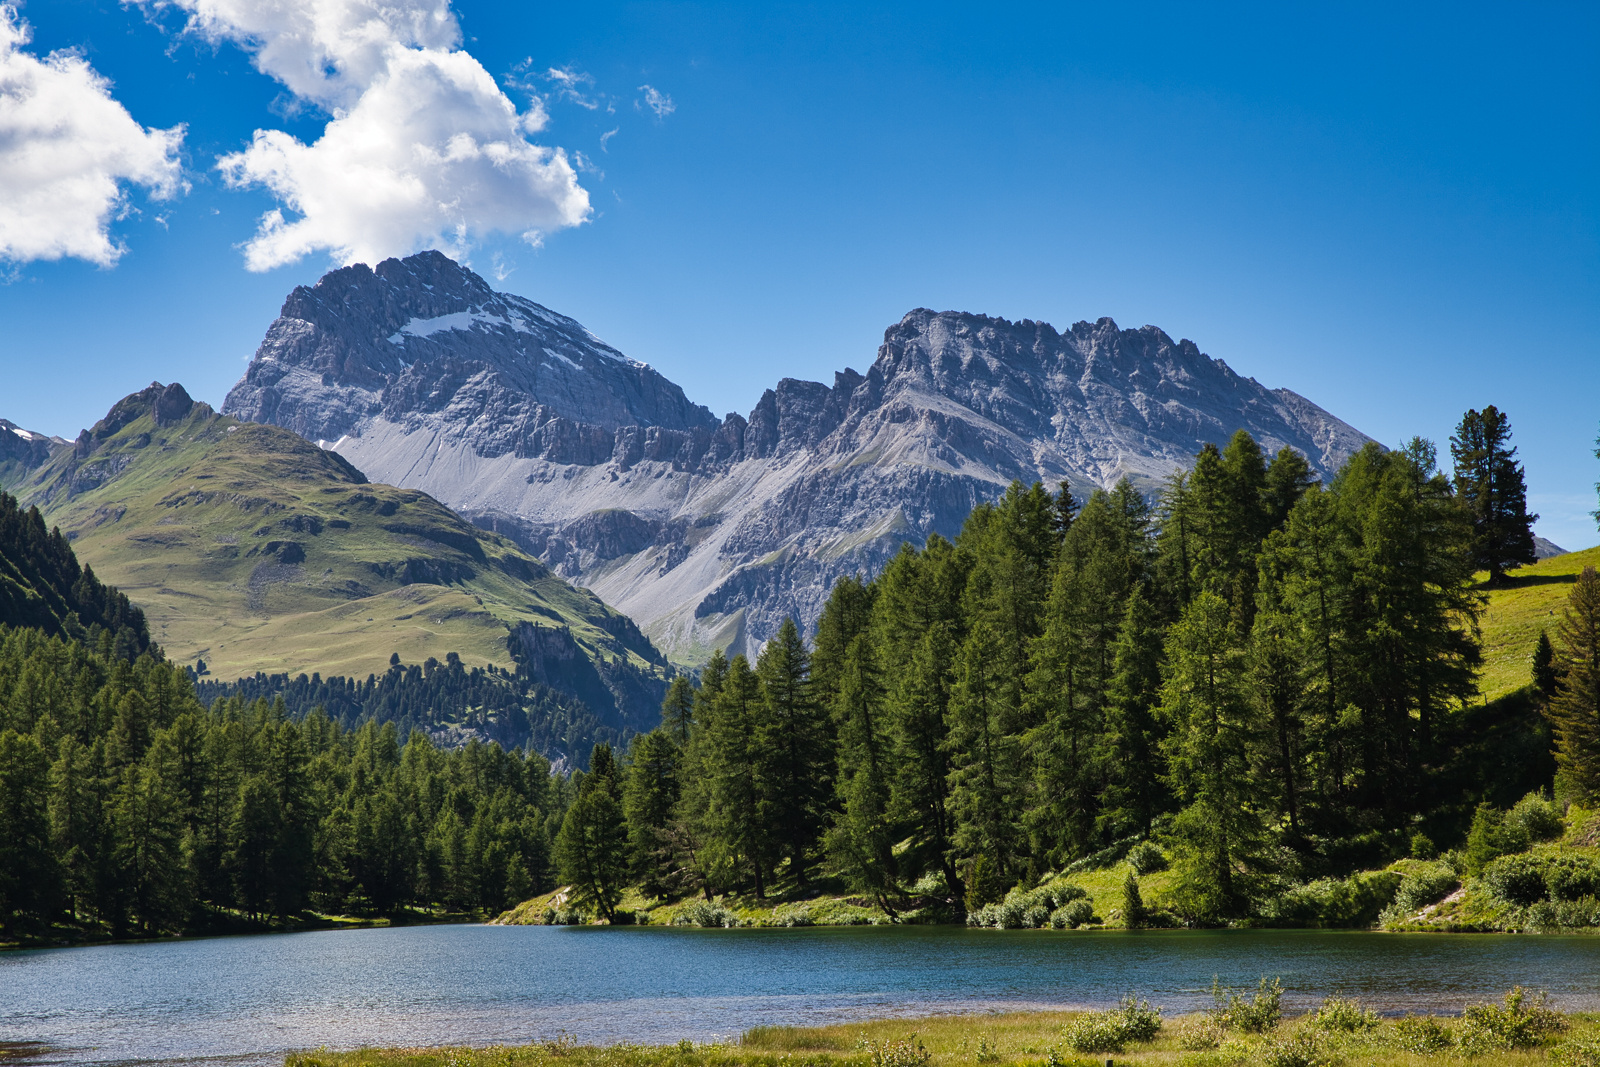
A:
[0,418,69,491]
[226,254,1374,662]
[223,250,717,448]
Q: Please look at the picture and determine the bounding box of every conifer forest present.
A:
[4,410,1600,939]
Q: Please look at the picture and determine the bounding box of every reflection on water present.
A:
[2,925,1598,1067]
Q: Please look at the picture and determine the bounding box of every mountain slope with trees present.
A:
[3,382,670,736]
[529,419,1565,927]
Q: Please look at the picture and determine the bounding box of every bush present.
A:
[1262,872,1403,928]
[1210,977,1283,1033]
[1460,988,1566,1050]
[1260,1032,1333,1067]
[1122,872,1146,928]
[1465,804,1530,876]
[1546,856,1600,901]
[1313,997,1378,1032]
[908,871,950,899]
[673,901,740,927]
[1552,1038,1600,1067]
[1127,841,1168,874]
[1529,896,1600,929]
[1050,899,1094,929]
[1388,1016,1452,1054]
[1508,791,1565,842]
[1384,861,1459,917]
[773,905,815,927]
[863,1035,931,1067]
[1062,996,1162,1053]
[1482,854,1550,907]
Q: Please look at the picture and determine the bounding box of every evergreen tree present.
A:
[1098,588,1166,838]
[1548,567,1600,802]
[1157,592,1266,921]
[946,621,1023,888]
[701,654,776,895]
[660,677,695,746]
[0,730,58,933]
[756,618,831,886]
[554,743,628,921]
[1451,405,1537,584]
[1533,630,1558,701]
[824,634,899,913]
[621,729,682,898]
[886,622,960,893]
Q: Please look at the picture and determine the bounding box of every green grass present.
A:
[1478,546,1600,701]
[9,401,662,681]
[281,999,1600,1067]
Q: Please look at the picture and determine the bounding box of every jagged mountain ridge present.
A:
[224,252,1373,661]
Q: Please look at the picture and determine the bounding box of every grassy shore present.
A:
[284,996,1600,1067]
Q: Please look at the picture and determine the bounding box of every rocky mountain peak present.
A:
[224,250,716,446]
[227,252,1375,662]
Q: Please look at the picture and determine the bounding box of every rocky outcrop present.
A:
[225,253,1374,662]
[0,418,68,490]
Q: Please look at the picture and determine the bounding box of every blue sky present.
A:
[2,1,1597,548]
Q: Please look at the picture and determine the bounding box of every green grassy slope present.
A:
[9,384,666,702]
[1478,545,1600,700]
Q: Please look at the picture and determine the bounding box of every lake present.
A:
[3,925,1599,1067]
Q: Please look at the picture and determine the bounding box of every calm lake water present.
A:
[3,925,1600,1067]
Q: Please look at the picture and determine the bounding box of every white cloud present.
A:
[156,0,589,270]
[0,6,184,266]
[637,84,674,119]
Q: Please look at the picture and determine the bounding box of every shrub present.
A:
[673,901,739,927]
[1122,872,1146,927]
[1547,856,1600,901]
[1387,861,1459,916]
[1410,832,1438,859]
[1127,841,1168,874]
[1260,1031,1333,1067]
[1313,997,1379,1032]
[1465,804,1530,876]
[774,905,815,927]
[1508,791,1565,842]
[1176,1017,1225,1052]
[1062,997,1162,1053]
[1388,1016,1452,1054]
[1024,904,1051,928]
[908,871,950,899]
[1460,987,1566,1050]
[1265,872,1403,928]
[1552,1038,1600,1067]
[1482,854,1550,907]
[1050,899,1094,929]
[1210,977,1283,1033]
[863,1035,931,1067]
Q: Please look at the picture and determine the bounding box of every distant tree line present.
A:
[196,655,620,769]
[574,411,1552,923]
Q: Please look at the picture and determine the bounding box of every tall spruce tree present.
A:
[1098,587,1166,839]
[824,634,899,912]
[1548,567,1600,802]
[756,618,831,886]
[554,743,628,922]
[1450,405,1538,584]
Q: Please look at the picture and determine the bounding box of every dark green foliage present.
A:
[196,658,621,769]
[1464,803,1530,876]
[1534,630,1558,701]
[1451,406,1537,584]
[1548,568,1600,802]
[0,490,152,660]
[1121,871,1146,927]
[0,620,560,940]
[555,743,628,921]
